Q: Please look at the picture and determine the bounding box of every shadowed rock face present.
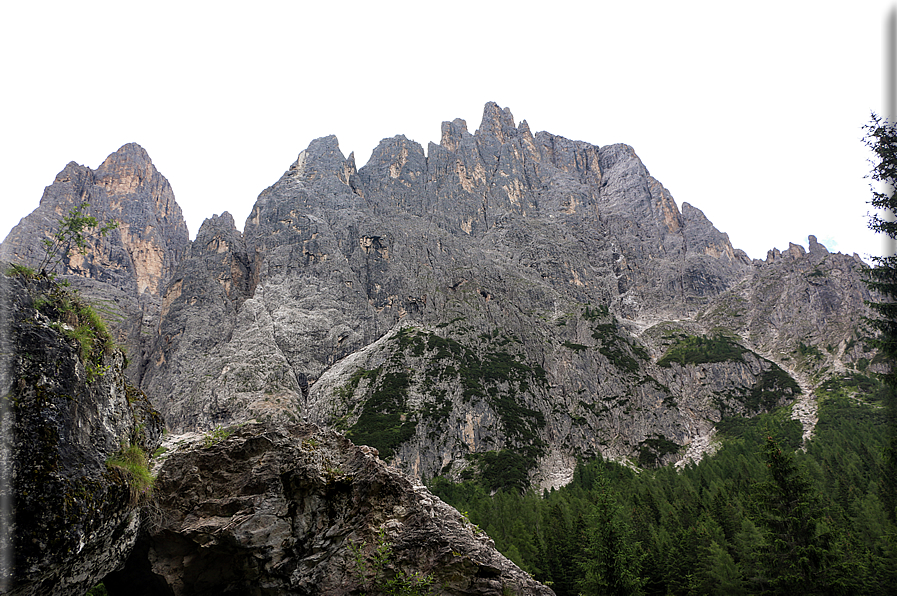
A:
[0,273,163,596]
[104,423,554,596]
[0,143,190,385]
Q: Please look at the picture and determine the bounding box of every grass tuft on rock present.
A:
[106,444,153,504]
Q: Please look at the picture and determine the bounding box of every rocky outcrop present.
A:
[699,235,874,377]
[0,143,190,384]
[0,271,163,596]
[105,422,553,596]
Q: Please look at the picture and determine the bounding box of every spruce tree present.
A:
[578,472,646,596]
[753,437,862,595]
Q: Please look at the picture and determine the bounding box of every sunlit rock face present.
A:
[0,143,190,385]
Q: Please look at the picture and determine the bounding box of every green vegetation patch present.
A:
[585,307,645,374]
[657,333,746,368]
[797,340,824,360]
[106,443,154,504]
[817,373,882,402]
[347,370,415,460]
[334,367,380,405]
[203,424,240,448]
[636,433,681,468]
[715,407,803,451]
[562,341,588,352]
[466,449,533,493]
[27,278,117,382]
[741,366,801,413]
[383,326,549,476]
[582,304,610,321]
[5,263,39,279]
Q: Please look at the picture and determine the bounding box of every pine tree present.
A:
[542,500,580,596]
[699,540,746,596]
[578,472,646,596]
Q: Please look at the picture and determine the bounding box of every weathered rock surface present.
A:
[0,143,190,384]
[105,422,553,596]
[0,272,163,595]
[139,103,820,488]
[700,235,874,376]
[139,212,269,430]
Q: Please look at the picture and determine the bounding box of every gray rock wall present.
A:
[2,103,872,492]
[0,272,163,596]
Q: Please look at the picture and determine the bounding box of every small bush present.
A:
[797,341,824,360]
[203,424,237,447]
[562,341,588,352]
[350,528,436,596]
[85,583,108,596]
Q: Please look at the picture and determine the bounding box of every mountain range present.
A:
[0,102,876,492]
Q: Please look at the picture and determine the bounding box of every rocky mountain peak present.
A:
[440,117,471,151]
[477,101,519,143]
[98,141,153,168]
[94,143,161,199]
[287,134,350,183]
[0,144,189,383]
[51,161,93,187]
[192,212,243,257]
[4,103,872,497]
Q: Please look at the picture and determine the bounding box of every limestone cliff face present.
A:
[139,103,807,490]
[0,272,163,596]
[699,236,874,376]
[139,212,287,431]
[105,423,553,596]
[0,143,190,384]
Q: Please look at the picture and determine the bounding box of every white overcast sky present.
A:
[2,1,895,261]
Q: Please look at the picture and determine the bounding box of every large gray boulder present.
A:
[105,422,553,596]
